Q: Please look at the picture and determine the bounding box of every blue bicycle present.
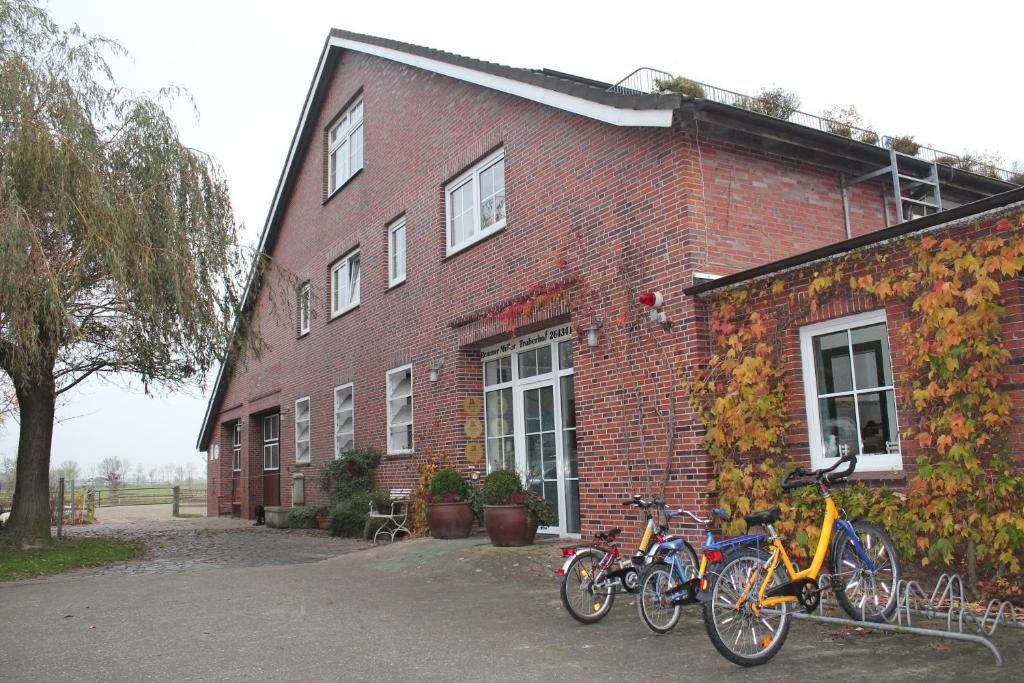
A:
[636,507,765,633]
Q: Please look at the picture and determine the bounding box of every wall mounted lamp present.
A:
[586,320,604,348]
[429,357,445,382]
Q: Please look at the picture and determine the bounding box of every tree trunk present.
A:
[6,376,57,545]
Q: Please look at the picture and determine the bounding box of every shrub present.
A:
[858,129,880,145]
[823,105,856,138]
[428,469,470,502]
[319,446,382,504]
[479,469,523,506]
[286,505,319,529]
[328,489,390,538]
[750,87,800,120]
[653,76,705,98]
[890,135,920,156]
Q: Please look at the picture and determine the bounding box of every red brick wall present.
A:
[206,49,897,546]
[699,205,1024,484]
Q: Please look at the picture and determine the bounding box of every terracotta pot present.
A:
[483,504,539,546]
[426,501,475,539]
[315,509,330,530]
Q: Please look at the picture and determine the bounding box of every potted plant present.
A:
[315,506,330,530]
[479,470,555,547]
[424,469,475,539]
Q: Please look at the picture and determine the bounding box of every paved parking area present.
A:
[0,532,1017,681]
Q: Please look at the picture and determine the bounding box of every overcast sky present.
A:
[1,0,1021,475]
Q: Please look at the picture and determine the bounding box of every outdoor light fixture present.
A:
[586,320,604,348]
[429,357,445,382]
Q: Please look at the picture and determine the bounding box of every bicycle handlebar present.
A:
[781,453,857,490]
[620,495,665,509]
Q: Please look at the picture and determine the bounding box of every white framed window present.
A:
[211,444,220,461]
[330,249,361,317]
[328,98,364,194]
[298,282,311,335]
[388,218,407,287]
[295,397,311,463]
[800,310,902,472]
[445,148,506,255]
[263,414,280,471]
[386,365,413,454]
[334,383,354,457]
[232,422,241,472]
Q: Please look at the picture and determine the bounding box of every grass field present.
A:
[0,536,145,581]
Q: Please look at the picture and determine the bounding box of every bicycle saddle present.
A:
[744,507,781,528]
[597,528,622,541]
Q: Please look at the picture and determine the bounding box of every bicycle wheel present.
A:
[701,547,791,667]
[637,561,681,634]
[559,549,616,623]
[830,519,901,623]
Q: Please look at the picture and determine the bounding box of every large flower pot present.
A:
[264,505,290,529]
[426,501,475,539]
[483,504,539,547]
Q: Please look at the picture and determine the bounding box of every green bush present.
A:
[286,506,319,529]
[653,76,705,98]
[750,87,800,120]
[319,446,382,504]
[890,135,920,156]
[479,469,523,506]
[429,469,469,501]
[328,489,390,538]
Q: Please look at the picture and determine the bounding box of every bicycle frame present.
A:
[742,488,876,610]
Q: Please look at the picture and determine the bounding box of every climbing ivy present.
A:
[688,212,1024,582]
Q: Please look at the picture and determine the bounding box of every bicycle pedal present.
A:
[829,575,847,591]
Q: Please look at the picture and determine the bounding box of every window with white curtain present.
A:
[334,383,354,457]
[295,397,311,463]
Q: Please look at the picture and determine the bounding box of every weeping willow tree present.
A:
[0,1,263,543]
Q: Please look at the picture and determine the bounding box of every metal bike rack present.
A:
[778,573,1024,666]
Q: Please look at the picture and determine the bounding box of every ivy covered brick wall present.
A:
[688,204,1024,587]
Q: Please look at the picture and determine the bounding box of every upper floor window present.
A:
[800,310,901,472]
[388,217,407,287]
[298,282,311,335]
[295,397,311,463]
[328,99,364,194]
[386,365,413,454]
[446,148,505,255]
[331,249,360,317]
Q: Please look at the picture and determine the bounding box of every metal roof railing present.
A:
[609,68,1019,184]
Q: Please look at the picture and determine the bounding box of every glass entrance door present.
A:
[483,325,579,536]
[522,383,559,529]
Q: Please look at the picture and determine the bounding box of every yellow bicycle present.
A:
[701,453,902,666]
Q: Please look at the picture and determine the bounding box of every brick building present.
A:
[198,30,1015,541]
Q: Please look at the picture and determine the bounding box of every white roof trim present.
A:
[330,37,673,128]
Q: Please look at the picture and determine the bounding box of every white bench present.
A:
[368,488,411,544]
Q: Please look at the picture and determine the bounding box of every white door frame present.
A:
[482,323,577,537]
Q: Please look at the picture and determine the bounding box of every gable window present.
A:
[295,397,311,463]
[263,414,280,471]
[388,218,407,287]
[330,249,361,317]
[298,282,311,335]
[446,148,505,254]
[334,383,354,456]
[232,422,242,472]
[386,365,413,454]
[328,98,363,194]
[800,311,901,472]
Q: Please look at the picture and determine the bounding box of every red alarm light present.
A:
[638,291,664,309]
